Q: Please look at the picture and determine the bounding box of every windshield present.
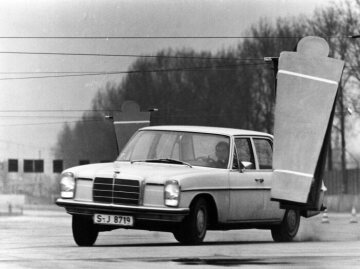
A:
[117,130,230,169]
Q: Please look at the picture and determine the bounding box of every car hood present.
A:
[63,161,222,184]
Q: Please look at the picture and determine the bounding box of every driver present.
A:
[215,141,229,168]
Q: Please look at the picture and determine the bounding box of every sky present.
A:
[0,0,338,163]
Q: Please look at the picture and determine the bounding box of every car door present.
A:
[252,137,284,220]
[228,137,266,221]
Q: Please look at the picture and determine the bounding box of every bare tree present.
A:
[307,1,360,190]
[54,1,360,177]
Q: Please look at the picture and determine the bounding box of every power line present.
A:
[0,66,356,77]
[0,51,265,61]
[0,64,356,76]
[1,103,356,125]
[0,35,354,39]
[0,63,268,81]
[0,36,303,39]
[0,71,107,74]
[0,115,90,118]
[0,63,262,75]
[0,109,109,112]
[0,119,104,127]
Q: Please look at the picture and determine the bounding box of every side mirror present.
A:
[240,161,253,172]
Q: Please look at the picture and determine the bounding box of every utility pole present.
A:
[327,133,333,171]
[38,150,42,197]
[338,84,347,193]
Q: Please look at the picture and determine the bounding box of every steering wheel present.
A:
[195,156,215,165]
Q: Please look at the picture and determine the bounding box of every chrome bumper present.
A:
[56,198,189,222]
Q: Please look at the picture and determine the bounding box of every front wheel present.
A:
[72,215,99,246]
[173,198,208,244]
[271,209,300,242]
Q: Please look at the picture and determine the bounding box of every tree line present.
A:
[55,1,360,170]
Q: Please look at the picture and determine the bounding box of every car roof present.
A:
[140,125,272,138]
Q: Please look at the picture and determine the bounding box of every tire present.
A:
[173,198,208,244]
[271,209,300,242]
[72,215,99,246]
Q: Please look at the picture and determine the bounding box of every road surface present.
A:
[1,206,360,268]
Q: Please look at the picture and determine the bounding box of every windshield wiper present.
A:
[131,158,192,168]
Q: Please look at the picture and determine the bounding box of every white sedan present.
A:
[56,125,304,246]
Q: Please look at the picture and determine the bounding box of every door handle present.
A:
[254,178,264,183]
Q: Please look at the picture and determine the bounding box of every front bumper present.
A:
[56,198,189,223]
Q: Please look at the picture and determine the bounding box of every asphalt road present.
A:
[1,207,360,268]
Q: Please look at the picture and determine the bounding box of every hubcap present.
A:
[196,209,205,234]
[287,210,297,231]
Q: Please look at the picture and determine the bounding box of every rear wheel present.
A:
[72,215,99,246]
[271,209,300,242]
[173,198,208,244]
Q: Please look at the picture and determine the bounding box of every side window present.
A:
[232,147,239,170]
[253,138,273,169]
[234,138,255,170]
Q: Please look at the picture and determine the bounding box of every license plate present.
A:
[94,214,134,226]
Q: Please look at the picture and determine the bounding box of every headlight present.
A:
[60,172,75,198]
[164,180,180,207]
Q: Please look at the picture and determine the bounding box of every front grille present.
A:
[93,177,140,205]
